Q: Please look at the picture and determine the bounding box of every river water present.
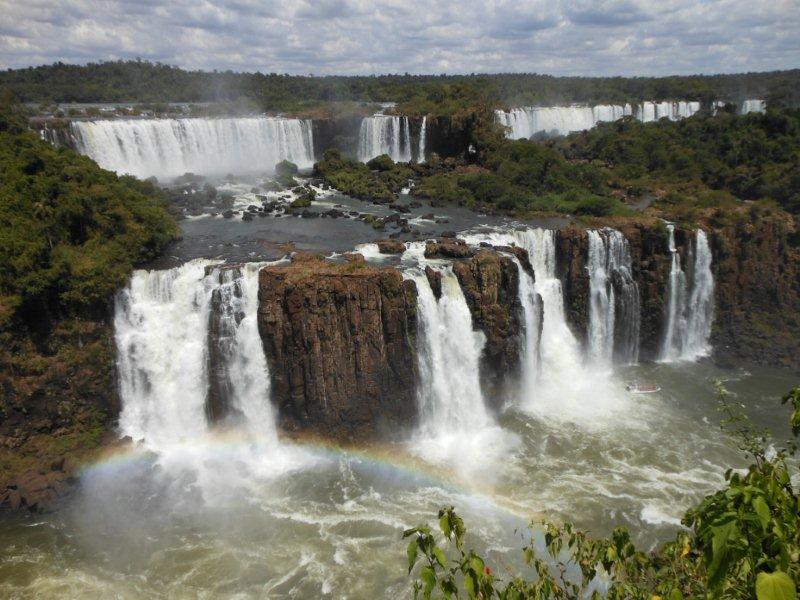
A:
[1,176,797,599]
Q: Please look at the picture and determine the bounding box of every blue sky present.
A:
[1,0,798,75]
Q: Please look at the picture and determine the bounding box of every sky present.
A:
[1,0,799,76]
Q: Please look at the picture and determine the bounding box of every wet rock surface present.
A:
[257,255,419,440]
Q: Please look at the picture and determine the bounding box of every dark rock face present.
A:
[257,257,419,440]
[0,459,78,512]
[311,115,363,158]
[553,218,800,368]
[451,250,523,404]
[708,216,800,370]
[426,115,475,159]
[0,318,118,512]
[425,239,475,259]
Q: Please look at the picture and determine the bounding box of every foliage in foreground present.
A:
[404,388,800,599]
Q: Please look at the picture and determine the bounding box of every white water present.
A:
[659,227,715,361]
[496,100,705,139]
[358,115,412,162]
[587,229,640,367]
[71,117,315,179]
[115,260,278,448]
[408,268,492,433]
[417,116,427,163]
[208,264,278,439]
[683,231,715,360]
[741,99,766,114]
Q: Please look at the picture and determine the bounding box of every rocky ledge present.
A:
[257,254,419,440]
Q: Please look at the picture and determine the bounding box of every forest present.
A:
[2,60,800,116]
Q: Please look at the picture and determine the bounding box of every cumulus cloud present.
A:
[0,0,798,75]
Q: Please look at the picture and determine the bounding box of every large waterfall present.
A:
[357,115,412,162]
[115,260,277,448]
[71,117,315,179]
[659,227,715,361]
[587,229,640,366]
[496,100,703,139]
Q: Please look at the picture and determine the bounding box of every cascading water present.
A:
[357,115,412,162]
[496,100,708,139]
[741,99,766,114]
[206,264,277,439]
[71,117,315,179]
[406,268,492,434]
[586,229,640,366]
[115,260,277,448]
[659,227,715,361]
[417,116,427,163]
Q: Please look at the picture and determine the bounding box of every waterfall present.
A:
[512,256,542,397]
[741,99,766,114]
[660,224,689,362]
[357,115,412,162]
[496,101,702,139]
[207,264,277,439]
[659,227,714,361]
[417,116,427,163]
[683,230,715,359]
[587,229,640,366]
[71,117,315,179]
[115,260,277,448]
[406,268,492,435]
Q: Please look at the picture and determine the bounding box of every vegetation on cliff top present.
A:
[0,96,179,329]
[0,95,178,484]
[555,107,800,217]
[404,387,800,599]
[4,61,800,116]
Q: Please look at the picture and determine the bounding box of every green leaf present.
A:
[440,514,451,538]
[407,539,419,573]
[669,588,684,600]
[755,571,796,600]
[433,546,447,569]
[707,520,739,587]
[420,566,436,600]
[753,496,771,531]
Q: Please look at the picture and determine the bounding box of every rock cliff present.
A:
[257,255,419,440]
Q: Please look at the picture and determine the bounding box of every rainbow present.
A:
[81,428,542,524]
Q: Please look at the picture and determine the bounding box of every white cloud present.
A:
[0,0,798,75]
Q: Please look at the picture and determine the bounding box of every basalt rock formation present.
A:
[451,250,523,403]
[554,216,800,368]
[707,214,800,370]
[257,255,419,440]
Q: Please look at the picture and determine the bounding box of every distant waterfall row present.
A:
[115,261,277,448]
[496,99,766,139]
[71,117,315,180]
[659,225,715,361]
[357,115,427,163]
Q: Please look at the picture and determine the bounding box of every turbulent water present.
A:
[5,223,786,600]
[357,115,412,162]
[496,99,764,139]
[660,226,715,361]
[71,117,315,179]
[115,260,279,447]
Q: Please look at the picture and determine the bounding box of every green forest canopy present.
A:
[2,60,800,115]
[0,98,178,329]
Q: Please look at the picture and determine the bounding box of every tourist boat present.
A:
[625,383,662,394]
